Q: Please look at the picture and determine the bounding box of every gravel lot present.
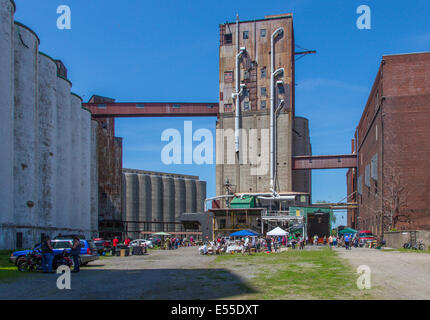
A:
[335,247,430,299]
[1,246,429,300]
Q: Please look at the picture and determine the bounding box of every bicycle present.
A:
[403,240,425,250]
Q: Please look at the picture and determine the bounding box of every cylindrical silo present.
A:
[162,176,175,232]
[174,178,186,232]
[69,93,81,230]
[138,173,151,233]
[124,173,139,236]
[78,99,91,235]
[90,120,99,237]
[185,179,197,214]
[195,180,207,213]
[150,175,163,231]
[37,53,57,229]
[13,22,39,247]
[0,0,15,249]
[55,76,72,230]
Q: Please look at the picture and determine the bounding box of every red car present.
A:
[358,230,375,247]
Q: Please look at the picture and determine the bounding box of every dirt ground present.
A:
[1,246,429,300]
[334,247,430,299]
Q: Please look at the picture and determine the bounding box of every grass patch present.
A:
[213,248,374,300]
[0,250,27,283]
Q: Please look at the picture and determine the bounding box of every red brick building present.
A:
[349,52,430,235]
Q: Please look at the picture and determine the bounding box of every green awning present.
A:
[230,196,255,208]
[338,228,357,234]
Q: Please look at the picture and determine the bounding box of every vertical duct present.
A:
[90,120,99,237]
[37,53,57,229]
[174,178,186,232]
[55,76,72,231]
[0,0,15,249]
[13,22,39,247]
[162,176,175,232]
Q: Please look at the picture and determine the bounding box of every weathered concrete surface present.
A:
[336,247,430,300]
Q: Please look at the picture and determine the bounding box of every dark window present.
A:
[136,104,145,109]
[244,101,250,111]
[278,84,285,94]
[243,88,249,97]
[261,67,266,79]
[244,70,250,80]
[224,33,232,44]
[261,87,267,96]
[16,232,23,249]
[243,31,249,39]
[260,29,266,37]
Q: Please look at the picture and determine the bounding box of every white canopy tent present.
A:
[267,226,288,236]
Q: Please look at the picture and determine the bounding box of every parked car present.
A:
[93,238,112,255]
[129,239,153,249]
[358,230,376,247]
[147,237,161,246]
[9,239,99,266]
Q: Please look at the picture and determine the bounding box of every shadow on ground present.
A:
[0,268,257,300]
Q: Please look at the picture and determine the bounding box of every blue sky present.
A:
[14,0,430,226]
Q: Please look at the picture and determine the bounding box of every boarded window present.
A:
[261,87,267,97]
[244,70,250,80]
[260,29,266,37]
[371,153,378,181]
[224,71,233,83]
[243,31,249,39]
[358,176,363,195]
[365,164,371,187]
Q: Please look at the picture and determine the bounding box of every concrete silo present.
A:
[90,120,99,237]
[0,0,15,249]
[195,180,207,212]
[79,101,92,233]
[162,176,175,232]
[124,173,139,234]
[174,178,186,232]
[150,175,163,231]
[138,173,152,231]
[55,75,72,231]
[13,21,39,247]
[185,179,197,214]
[70,93,81,230]
[37,53,57,229]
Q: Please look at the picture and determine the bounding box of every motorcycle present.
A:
[17,249,72,272]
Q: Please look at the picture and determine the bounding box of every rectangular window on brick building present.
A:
[244,70,250,80]
[260,29,266,37]
[371,153,378,181]
[261,100,267,109]
[261,67,267,79]
[224,71,233,83]
[244,101,250,111]
[365,164,371,187]
[261,87,267,97]
[243,31,249,39]
[224,33,232,44]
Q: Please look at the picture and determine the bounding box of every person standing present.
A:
[112,236,119,255]
[329,235,333,248]
[344,234,350,250]
[70,236,81,273]
[41,235,54,273]
[333,235,337,247]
